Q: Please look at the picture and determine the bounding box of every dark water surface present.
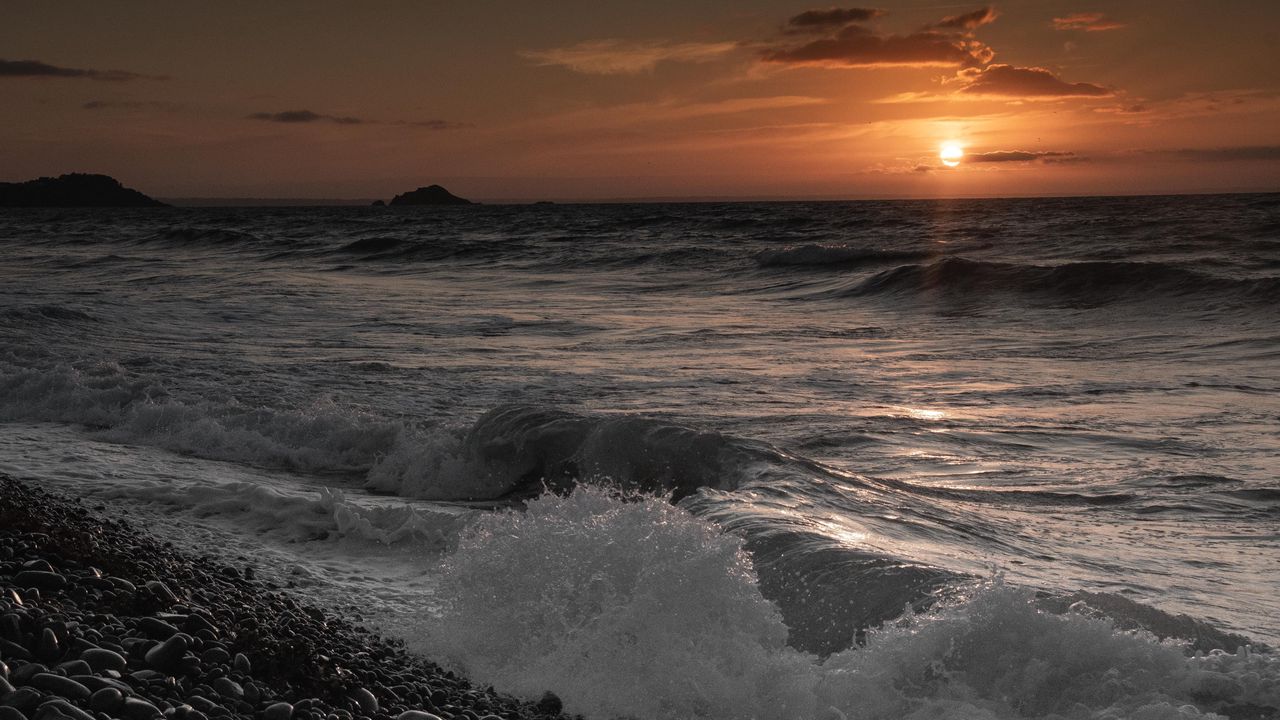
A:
[2,194,1278,719]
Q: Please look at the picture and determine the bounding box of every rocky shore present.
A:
[0,475,572,720]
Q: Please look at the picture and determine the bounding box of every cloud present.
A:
[248,110,363,124]
[0,58,161,81]
[933,6,999,31]
[785,7,884,32]
[247,110,470,130]
[1052,13,1125,32]
[762,25,993,68]
[761,6,996,69]
[1155,146,1280,162]
[521,40,739,75]
[402,119,473,130]
[953,64,1112,98]
[965,150,1076,163]
[82,100,184,111]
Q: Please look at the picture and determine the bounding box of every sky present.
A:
[2,0,1278,201]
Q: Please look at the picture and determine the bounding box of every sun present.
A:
[940,141,965,167]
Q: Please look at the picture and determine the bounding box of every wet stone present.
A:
[89,687,125,713]
[80,648,127,673]
[13,572,66,591]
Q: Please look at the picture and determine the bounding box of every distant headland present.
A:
[0,173,167,207]
[383,184,473,206]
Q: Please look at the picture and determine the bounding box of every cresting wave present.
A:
[755,243,932,268]
[422,487,1280,720]
[830,257,1280,307]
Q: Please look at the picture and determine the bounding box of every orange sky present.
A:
[2,1,1278,200]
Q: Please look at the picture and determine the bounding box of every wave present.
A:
[836,257,1280,307]
[366,404,778,501]
[420,487,1279,720]
[0,304,95,326]
[139,227,266,245]
[756,244,931,268]
[0,357,408,476]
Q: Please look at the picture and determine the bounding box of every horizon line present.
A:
[157,187,1279,207]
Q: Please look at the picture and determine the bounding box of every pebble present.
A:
[231,652,251,674]
[29,672,92,700]
[90,687,125,713]
[144,632,190,672]
[13,571,66,591]
[122,697,164,720]
[0,706,27,720]
[263,702,294,720]
[395,713,443,720]
[80,647,127,673]
[36,627,60,661]
[211,677,243,699]
[350,688,378,715]
[5,687,42,711]
[138,617,180,640]
[36,699,95,720]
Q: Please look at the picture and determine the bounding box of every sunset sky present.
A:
[3,1,1278,201]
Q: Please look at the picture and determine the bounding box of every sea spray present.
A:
[422,486,818,719]
[422,486,1279,720]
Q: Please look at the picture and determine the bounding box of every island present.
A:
[386,184,472,206]
[0,173,167,207]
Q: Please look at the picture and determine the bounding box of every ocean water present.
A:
[1,194,1278,719]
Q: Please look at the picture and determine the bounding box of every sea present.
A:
[1,194,1278,719]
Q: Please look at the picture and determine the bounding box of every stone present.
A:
[35,700,94,720]
[144,632,190,672]
[80,648,127,673]
[138,618,180,640]
[13,572,66,591]
[263,702,294,720]
[211,677,242,699]
[350,688,378,715]
[121,697,163,720]
[89,687,124,713]
[394,713,442,720]
[29,673,92,700]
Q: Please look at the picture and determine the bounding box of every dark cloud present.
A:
[933,6,999,31]
[247,110,471,130]
[763,25,993,68]
[786,7,884,31]
[401,119,473,130]
[1159,146,1280,162]
[763,6,995,68]
[248,110,363,124]
[955,64,1112,97]
[966,150,1076,163]
[82,100,183,111]
[0,58,160,81]
[1052,13,1125,32]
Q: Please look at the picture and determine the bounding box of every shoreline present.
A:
[0,474,571,720]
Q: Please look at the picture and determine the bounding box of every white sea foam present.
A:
[422,486,1279,720]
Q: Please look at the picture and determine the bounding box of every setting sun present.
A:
[940,142,965,167]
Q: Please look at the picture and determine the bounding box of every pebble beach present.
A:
[0,475,571,720]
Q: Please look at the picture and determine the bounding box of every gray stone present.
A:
[350,688,378,715]
[89,687,124,713]
[29,673,92,701]
[80,648,127,673]
[144,632,190,672]
[263,702,294,720]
